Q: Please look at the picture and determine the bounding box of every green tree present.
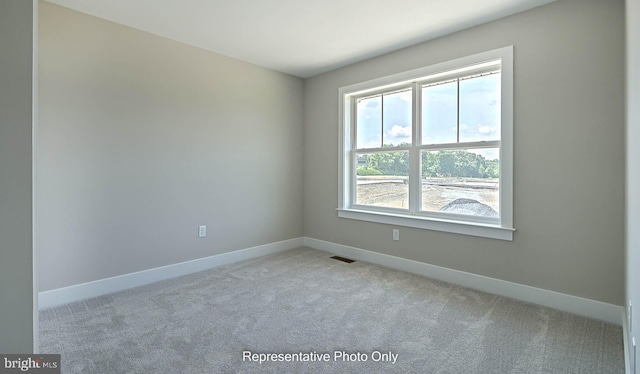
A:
[484,160,499,178]
[422,150,498,178]
[368,151,409,176]
[356,166,382,175]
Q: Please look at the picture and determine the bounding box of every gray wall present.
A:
[304,0,625,305]
[38,2,304,291]
[627,0,640,370]
[0,0,36,352]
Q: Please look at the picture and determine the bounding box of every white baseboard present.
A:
[38,238,303,310]
[303,237,623,326]
[40,236,622,326]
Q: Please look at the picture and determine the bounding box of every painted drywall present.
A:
[0,0,36,352]
[627,0,640,370]
[37,2,304,291]
[304,0,625,305]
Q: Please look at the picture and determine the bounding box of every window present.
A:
[338,47,514,240]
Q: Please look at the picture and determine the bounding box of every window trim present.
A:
[338,46,515,241]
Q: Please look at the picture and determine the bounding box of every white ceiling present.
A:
[44,0,554,78]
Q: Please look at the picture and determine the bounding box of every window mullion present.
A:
[349,98,357,208]
[380,94,384,148]
[414,82,422,146]
[456,78,460,143]
[409,82,421,214]
[418,140,501,151]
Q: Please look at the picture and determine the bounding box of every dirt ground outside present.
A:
[356,176,499,212]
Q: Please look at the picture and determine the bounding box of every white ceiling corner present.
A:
[44,0,555,78]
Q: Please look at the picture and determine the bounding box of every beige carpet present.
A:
[40,247,624,373]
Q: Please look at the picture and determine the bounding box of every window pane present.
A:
[422,81,457,145]
[356,152,409,208]
[382,89,412,147]
[421,148,499,218]
[356,95,382,149]
[459,73,500,142]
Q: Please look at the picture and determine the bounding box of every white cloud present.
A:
[387,125,411,138]
[478,125,496,134]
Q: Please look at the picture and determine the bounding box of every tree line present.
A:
[357,149,499,178]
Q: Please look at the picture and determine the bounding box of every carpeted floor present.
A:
[40,247,624,373]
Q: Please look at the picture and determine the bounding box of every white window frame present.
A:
[338,46,515,241]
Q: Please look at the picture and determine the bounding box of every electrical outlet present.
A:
[198,225,206,238]
[393,229,399,241]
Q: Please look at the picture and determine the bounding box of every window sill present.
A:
[337,208,515,241]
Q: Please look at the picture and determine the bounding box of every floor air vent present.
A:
[330,256,355,263]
